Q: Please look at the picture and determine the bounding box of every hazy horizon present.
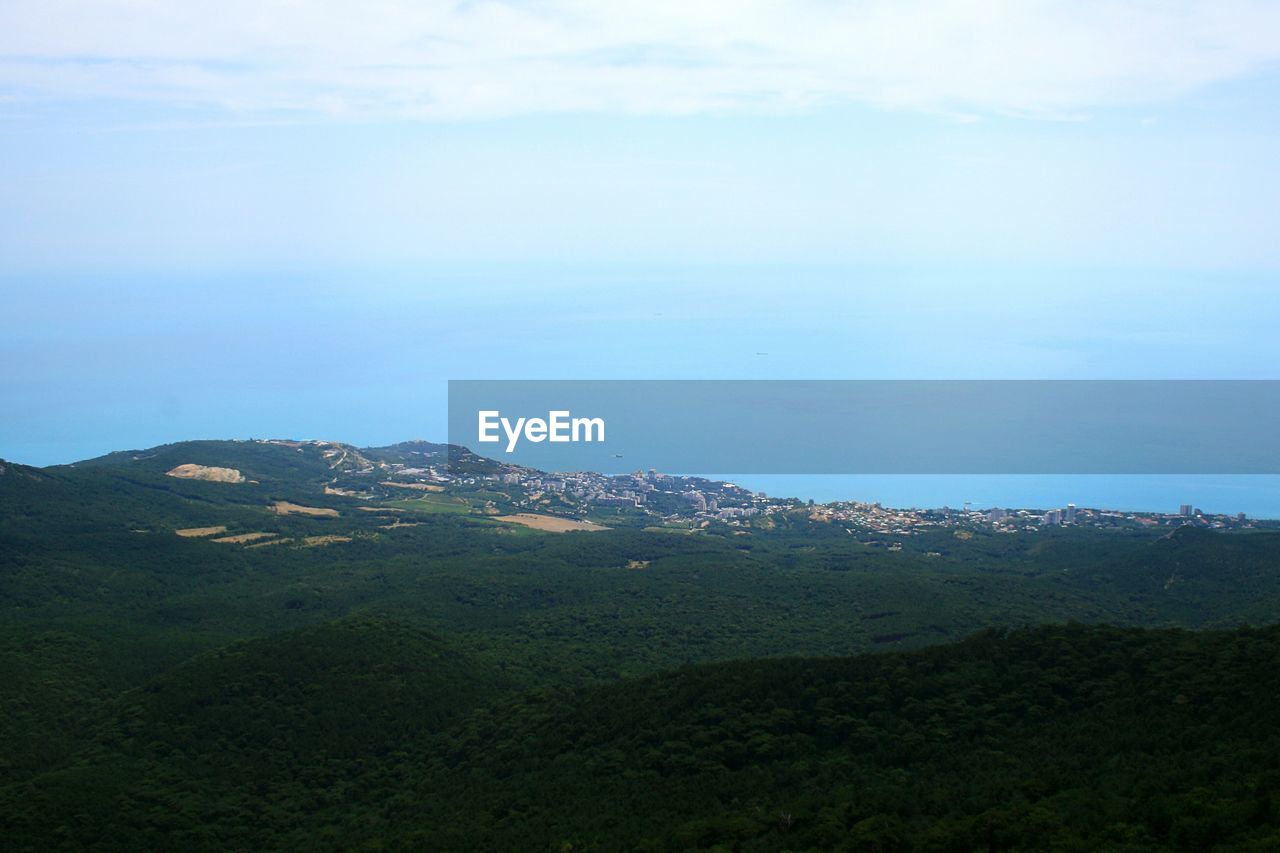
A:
[5,2,1279,516]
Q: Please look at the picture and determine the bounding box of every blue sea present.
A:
[4,264,1278,516]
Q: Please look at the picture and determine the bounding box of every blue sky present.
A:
[2,2,1279,513]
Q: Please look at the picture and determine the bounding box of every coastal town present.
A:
[315,440,1267,537]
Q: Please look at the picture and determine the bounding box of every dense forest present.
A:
[2,441,1279,849]
[4,621,1279,850]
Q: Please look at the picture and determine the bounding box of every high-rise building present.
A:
[1065,503,1077,524]
[1179,504,1193,517]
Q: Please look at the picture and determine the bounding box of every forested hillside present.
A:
[3,441,1279,850]
[3,623,1278,850]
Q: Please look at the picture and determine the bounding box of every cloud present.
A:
[1,1,1279,120]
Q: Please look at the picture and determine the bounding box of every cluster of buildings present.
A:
[541,468,779,523]
[789,497,1259,537]
[806,501,946,536]
[336,443,1264,534]
[423,460,783,525]
[978,502,1253,532]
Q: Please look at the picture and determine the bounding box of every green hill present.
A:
[70,438,375,483]
[5,439,1280,849]
[0,619,506,850]
[4,623,1278,851]
[398,623,1280,851]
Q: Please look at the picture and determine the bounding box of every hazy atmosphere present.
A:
[6,6,1280,850]
[5,1,1280,511]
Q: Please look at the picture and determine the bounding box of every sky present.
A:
[3,2,1280,513]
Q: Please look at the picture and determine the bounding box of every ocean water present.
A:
[4,264,1278,515]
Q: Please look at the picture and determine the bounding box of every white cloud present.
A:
[1,1,1279,119]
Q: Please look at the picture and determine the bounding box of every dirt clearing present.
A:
[175,526,227,538]
[272,501,339,517]
[496,513,609,533]
[302,535,353,546]
[166,464,245,483]
[211,532,278,544]
[246,538,290,548]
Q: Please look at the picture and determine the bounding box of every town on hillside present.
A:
[287,439,1267,537]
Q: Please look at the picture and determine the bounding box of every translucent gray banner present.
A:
[447,380,1280,474]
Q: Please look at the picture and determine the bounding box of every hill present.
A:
[4,438,1280,848]
[0,458,46,480]
[4,438,1280,769]
[411,622,1280,850]
[0,619,506,850]
[3,623,1278,850]
[70,438,381,482]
